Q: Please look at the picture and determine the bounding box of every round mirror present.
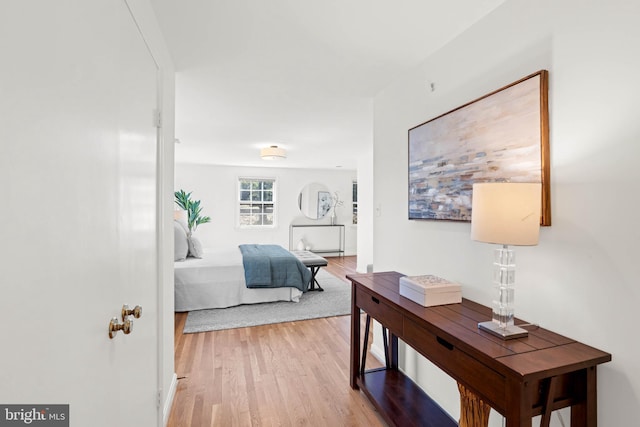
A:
[298,182,331,219]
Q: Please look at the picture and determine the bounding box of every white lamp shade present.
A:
[471,182,541,246]
[260,145,286,159]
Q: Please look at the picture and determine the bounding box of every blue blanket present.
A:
[239,244,311,292]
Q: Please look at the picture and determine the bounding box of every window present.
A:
[238,178,276,227]
[352,180,358,225]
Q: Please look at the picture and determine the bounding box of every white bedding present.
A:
[174,247,303,312]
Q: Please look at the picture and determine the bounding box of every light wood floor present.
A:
[168,256,386,427]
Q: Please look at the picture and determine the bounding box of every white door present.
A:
[0,1,160,426]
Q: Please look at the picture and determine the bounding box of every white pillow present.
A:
[174,221,189,261]
[187,236,203,258]
[175,215,189,234]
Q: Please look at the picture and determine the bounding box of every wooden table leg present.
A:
[349,284,360,390]
[458,383,491,427]
[571,366,598,427]
[540,376,558,427]
[360,315,371,376]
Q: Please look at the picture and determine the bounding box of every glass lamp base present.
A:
[478,321,528,340]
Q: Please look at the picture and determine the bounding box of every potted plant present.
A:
[174,190,211,235]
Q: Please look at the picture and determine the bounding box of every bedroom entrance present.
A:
[168,256,385,426]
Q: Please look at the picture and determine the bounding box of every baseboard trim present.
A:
[163,373,178,426]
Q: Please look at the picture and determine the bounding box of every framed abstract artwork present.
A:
[317,191,331,218]
[408,70,550,225]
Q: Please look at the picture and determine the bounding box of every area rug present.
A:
[183,270,351,333]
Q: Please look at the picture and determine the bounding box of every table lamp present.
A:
[471,182,541,339]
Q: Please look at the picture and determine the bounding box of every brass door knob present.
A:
[122,304,142,320]
[109,317,133,339]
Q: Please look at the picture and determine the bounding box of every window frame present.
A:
[236,176,278,229]
[352,180,358,225]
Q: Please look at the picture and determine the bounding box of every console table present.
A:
[289,224,345,257]
[348,272,611,427]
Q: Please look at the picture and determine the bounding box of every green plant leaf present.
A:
[174,190,192,211]
[174,190,211,232]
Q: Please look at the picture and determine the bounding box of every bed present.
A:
[174,246,308,312]
[174,247,306,312]
[173,219,311,311]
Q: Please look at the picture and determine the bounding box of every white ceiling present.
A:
[151,0,505,170]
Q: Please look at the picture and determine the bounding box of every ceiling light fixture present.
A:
[260,145,286,160]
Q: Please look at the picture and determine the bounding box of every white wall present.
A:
[175,164,358,256]
[373,0,640,425]
[357,143,375,273]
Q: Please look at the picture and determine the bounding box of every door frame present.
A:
[121,1,177,425]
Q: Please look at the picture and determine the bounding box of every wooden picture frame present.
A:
[408,70,550,225]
